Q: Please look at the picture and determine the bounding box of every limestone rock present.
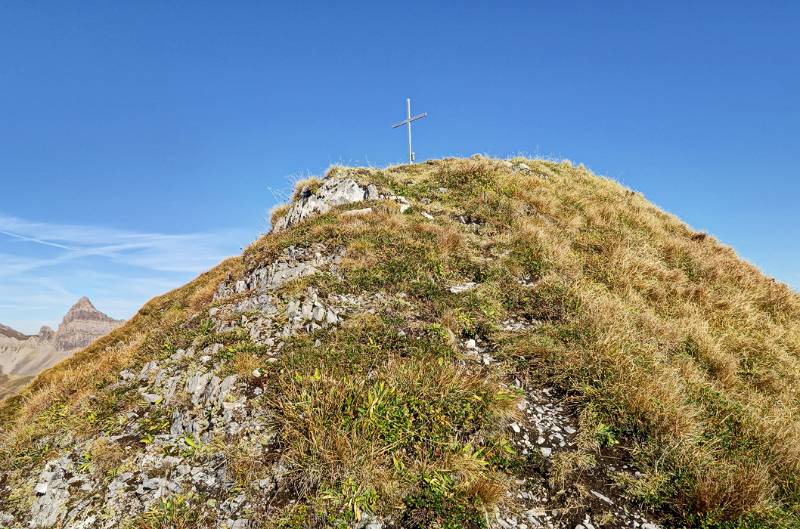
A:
[273,177,372,232]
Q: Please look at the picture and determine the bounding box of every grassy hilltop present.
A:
[1,157,798,529]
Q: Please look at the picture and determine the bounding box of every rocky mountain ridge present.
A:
[0,323,28,341]
[0,298,122,399]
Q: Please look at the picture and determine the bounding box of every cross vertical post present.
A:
[406,98,413,164]
[392,98,427,164]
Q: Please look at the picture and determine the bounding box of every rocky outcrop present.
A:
[0,298,123,398]
[272,177,380,232]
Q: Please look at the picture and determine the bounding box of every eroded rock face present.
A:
[30,457,74,528]
[272,177,379,232]
[0,244,361,529]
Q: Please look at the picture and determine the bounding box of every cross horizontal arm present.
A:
[391,112,428,128]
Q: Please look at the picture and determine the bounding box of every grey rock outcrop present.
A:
[272,177,380,232]
[30,457,73,528]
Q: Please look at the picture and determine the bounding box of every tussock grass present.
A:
[367,156,800,527]
[291,177,323,201]
[263,314,519,524]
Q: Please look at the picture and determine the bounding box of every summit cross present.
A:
[392,98,427,164]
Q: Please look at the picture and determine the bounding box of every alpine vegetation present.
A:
[1,157,798,529]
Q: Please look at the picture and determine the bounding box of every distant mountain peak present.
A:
[73,296,93,308]
[61,297,115,325]
[55,297,122,351]
[0,299,124,398]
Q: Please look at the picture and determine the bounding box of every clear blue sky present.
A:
[1,2,798,333]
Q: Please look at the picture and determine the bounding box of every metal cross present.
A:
[392,98,427,164]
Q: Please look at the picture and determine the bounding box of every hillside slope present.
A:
[1,157,798,529]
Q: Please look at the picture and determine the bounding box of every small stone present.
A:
[510,422,521,433]
[449,282,477,294]
[34,482,48,495]
[325,308,338,325]
[301,301,313,320]
[342,207,373,217]
[590,489,614,505]
[366,184,380,200]
[138,361,158,381]
[539,447,552,457]
[465,339,477,349]
[142,477,164,490]
[421,211,434,220]
[142,393,161,404]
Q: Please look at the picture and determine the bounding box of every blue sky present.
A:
[0,2,798,333]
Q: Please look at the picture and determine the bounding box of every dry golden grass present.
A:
[291,176,322,201]
[347,156,800,524]
[269,203,290,227]
[89,437,127,479]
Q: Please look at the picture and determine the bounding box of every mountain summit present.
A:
[1,157,798,529]
[0,298,122,399]
[54,297,122,352]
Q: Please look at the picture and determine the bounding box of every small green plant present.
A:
[136,494,205,529]
[319,477,378,521]
[178,435,201,457]
[77,452,92,473]
[595,422,619,448]
[138,410,170,445]
[402,472,488,529]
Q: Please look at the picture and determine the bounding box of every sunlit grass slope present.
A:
[1,157,798,528]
